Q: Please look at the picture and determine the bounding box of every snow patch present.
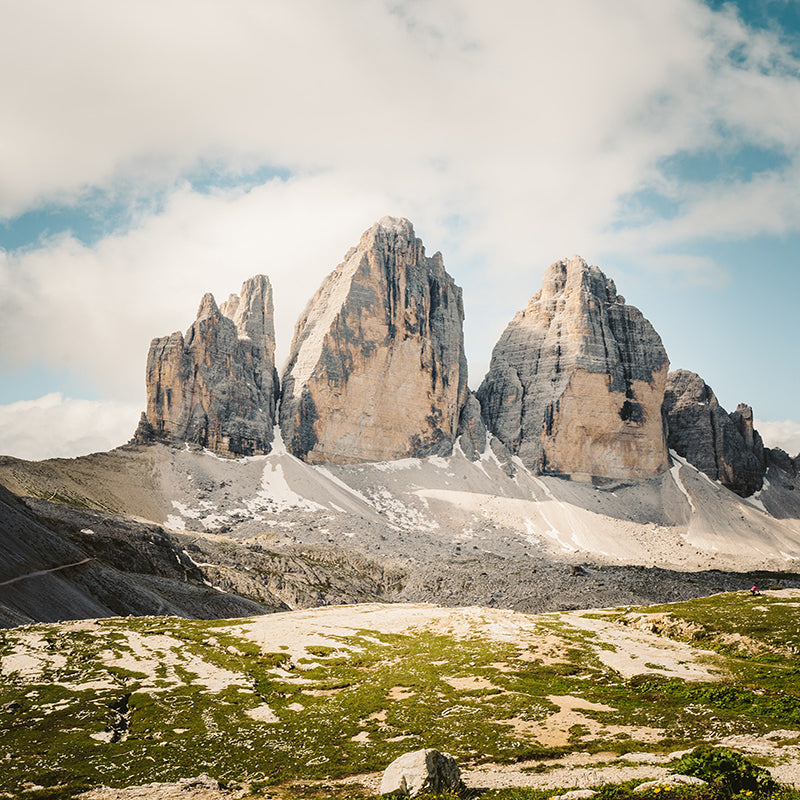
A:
[165,515,186,531]
[530,474,580,553]
[365,487,439,531]
[269,425,288,456]
[201,513,228,531]
[523,518,541,545]
[669,456,696,514]
[744,495,767,513]
[171,501,201,519]
[372,458,422,472]
[744,479,768,513]
[314,466,373,505]
[250,459,325,513]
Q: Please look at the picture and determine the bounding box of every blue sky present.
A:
[1,0,799,459]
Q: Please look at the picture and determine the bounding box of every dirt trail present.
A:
[0,557,94,587]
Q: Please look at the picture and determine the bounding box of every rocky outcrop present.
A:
[280,217,469,463]
[662,370,765,496]
[477,256,670,482]
[456,393,487,461]
[134,276,279,457]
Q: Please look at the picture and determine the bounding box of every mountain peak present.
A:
[478,258,668,482]
[134,275,278,457]
[280,218,468,463]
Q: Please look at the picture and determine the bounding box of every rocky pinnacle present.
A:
[279,217,469,463]
[134,275,279,457]
[477,256,670,482]
[663,369,765,497]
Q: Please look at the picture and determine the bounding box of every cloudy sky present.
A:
[1,0,799,461]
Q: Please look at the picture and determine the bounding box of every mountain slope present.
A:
[1,429,800,627]
[0,481,276,626]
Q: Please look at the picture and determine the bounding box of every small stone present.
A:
[380,748,464,797]
[552,790,598,800]
[634,775,707,792]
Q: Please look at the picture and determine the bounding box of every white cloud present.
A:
[0,175,395,397]
[1,0,798,237]
[0,394,141,461]
[756,419,800,457]
[2,0,800,459]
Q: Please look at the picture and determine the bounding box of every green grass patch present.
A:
[2,594,800,796]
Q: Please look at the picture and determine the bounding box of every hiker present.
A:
[749,585,760,596]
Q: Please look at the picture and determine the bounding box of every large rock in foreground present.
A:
[477,256,670,482]
[380,749,464,797]
[134,275,279,457]
[663,369,765,496]
[280,217,468,463]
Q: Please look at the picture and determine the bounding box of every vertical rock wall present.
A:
[477,256,670,481]
[279,217,469,463]
[134,275,279,457]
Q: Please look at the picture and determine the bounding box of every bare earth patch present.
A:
[502,694,663,747]
[561,609,721,681]
[442,675,498,691]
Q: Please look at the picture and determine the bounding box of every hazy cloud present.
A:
[0,174,397,396]
[756,419,800,457]
[0,393,140,461]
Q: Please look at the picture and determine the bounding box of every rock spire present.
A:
[663,369,765,496]
[279,217,469,463]
[134,275,279,457]
[477,256,670,481]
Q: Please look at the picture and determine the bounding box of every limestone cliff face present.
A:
[477,256,670,481]
[663,369,765,496]
[134,275,279,457]
[279,217,469,463]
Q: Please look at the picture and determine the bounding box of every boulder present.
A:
[477,256,670,482]
[133,275,279,457]
[663,370,765,496]
[380,748,464,797]
[280,217,469,463]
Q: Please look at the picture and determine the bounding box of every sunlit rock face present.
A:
[663,369,765,497]
[279,217,469,464]
[134,275,279,457]
[477,256,670,482]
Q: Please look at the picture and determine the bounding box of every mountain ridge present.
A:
[2,215,799,627]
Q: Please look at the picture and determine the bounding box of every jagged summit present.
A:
[134,274,279,457]
[375,215,416,234]
[126,222,785,500]
[663,369,766,497]
[279,217,469,463]
[478,255,670,482]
